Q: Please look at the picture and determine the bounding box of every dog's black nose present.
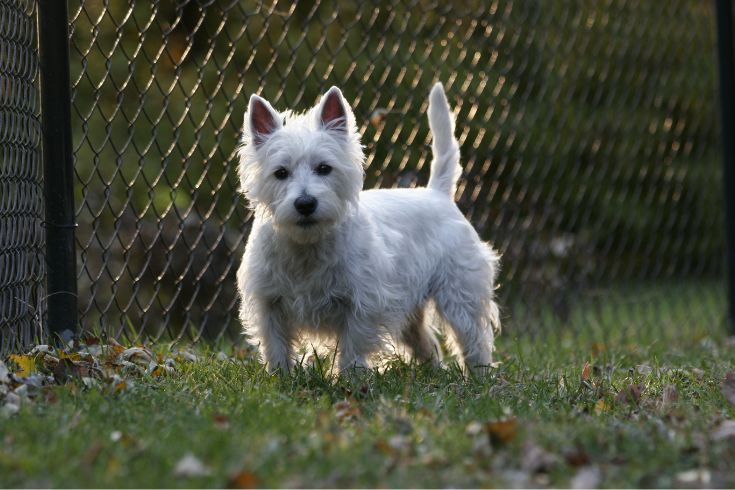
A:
[294,195,318,216]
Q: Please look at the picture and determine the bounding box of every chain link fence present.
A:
[67,0,727,345]
[0,0,729,351]
[0,0,44,353]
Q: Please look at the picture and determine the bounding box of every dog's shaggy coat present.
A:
[237,83,500,372]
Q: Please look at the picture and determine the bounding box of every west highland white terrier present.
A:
[237,83,500,373]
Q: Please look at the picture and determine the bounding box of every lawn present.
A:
[1,286,735,488]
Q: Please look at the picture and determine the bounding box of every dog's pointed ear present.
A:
[318,86,349,133]
[247,94,282,149]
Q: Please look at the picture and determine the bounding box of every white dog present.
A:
[237,83,500,373]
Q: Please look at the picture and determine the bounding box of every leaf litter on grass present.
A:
[0,335,205,417]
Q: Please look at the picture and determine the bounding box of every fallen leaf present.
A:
[81,333,100,345]
[581,362,591,381]
[148,363,174,377]
[636,364,652,376]
[121,347,153,366]
[32,344,55,354]
[499,470,531,488]
[521,442,559,473]
[42,387,59,404]
[661,384,679,409]
[103,343,126,359]
[564,447,591,467]
[675,468,711,487]
[571,466,601,489]
[8,354,37,377]
[1,403,20,417]
[14,384,29,399]
[334,400,361,423]
[721,372,735,406]
[173,453,210,478]
[228,471,258,489]
[58,351,82,362]
[465,421,483,436]
[0,361,10,384]
[591,342,606,356]
[711,420,735,441]
[53,358,77,383]
[391,416,413,435]
[110,375,128,394]
[375,439,393,455]
[487,417,518,445]
[177,351,198,363]
[212,413,230,430]
[594,399,610,414]
[615,383,644,406]
[387,435,411,453]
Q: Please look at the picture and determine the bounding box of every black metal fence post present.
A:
[716,0,735,334]
[38,0,78,344]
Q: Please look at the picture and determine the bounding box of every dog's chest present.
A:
[268,256,352,324]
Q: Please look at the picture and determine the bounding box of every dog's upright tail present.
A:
[427,82,461,198]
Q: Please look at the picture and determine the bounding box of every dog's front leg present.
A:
[337,316,374,372]
[258,305,294,374]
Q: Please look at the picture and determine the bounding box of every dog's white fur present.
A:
[237,83,500,373]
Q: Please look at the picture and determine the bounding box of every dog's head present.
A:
[238,87,365,244]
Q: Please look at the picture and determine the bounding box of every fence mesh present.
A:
[63,0,727,346]
[0,0,44,352]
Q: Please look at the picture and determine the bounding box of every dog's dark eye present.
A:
[315,163,332,176]
[274,167,289,180]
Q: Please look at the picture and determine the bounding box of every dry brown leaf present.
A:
[212,413,230,430]
[81,333,100,345]
[721,372,735,406]
[661,384,679,409]
[487,417,518,445]
[228,471,258,489]
[105,344,126,357]
[581,361,591,381]
[564,447,591,467]
[334,400,361,422]
[615,383,644,406]
[53,358,76,383]
[590,342,606,356]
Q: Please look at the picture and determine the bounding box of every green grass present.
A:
[1,317,734,488]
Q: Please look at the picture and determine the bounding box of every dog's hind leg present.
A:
[401,307,442,365]
[432,250,500,371]
[434,291,496,370]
